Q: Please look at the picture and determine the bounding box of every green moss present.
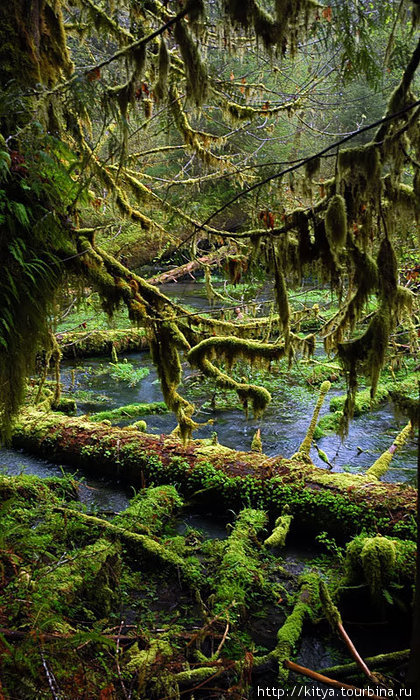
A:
[90,401,168,422]
[344,534,415,601]
[366,422,413,480]
[264,513,292,548]
[53,397,77,415]
[33,539,121,629]
[213,508,267,620]
[272,573,320,681]
[113,485,183,535]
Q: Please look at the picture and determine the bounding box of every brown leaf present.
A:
[322,6,332,22]
[87,67,101,82]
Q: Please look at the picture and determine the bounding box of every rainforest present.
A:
[0,0,419,698]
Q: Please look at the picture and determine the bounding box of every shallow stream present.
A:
[1,281,416,488]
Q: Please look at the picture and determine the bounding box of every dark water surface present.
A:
[1,280,416,493]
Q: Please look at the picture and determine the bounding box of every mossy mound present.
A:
[90,401,169,422]
[58,328,147,359]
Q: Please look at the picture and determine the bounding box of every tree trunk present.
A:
[12,410,416,543]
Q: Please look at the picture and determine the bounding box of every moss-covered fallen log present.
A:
[90,401,168,422]
[266,573,320,682]
[212,508,267,620]
[57,328,148,359]
[52,507,201,584]
[319,650,409,680]
[112,484,183,534]
[12,410,417,541]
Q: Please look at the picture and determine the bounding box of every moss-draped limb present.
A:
[187,336,285,417]
[365,422,413,480]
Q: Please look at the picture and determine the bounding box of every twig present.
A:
[337,621,378,682]
[284,659,385,699]
[214,622,230,659]
[39,647,63,700]
[186,602,236,649]
[116,621,130,700]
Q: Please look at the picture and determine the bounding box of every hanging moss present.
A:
[377,237,398,298]
[153,37,170,102]
[174,19,207,106]
[150,321,197,443]
[338,144,382,215]
[325,194,347,252]
[187,336,286,418]
[305,156,321,180]
[323,242,378,354]
[224,0,312,52]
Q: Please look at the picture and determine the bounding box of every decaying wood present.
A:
[147,248,230,285]
[12,410,417,541]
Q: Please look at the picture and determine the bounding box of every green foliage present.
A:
[108,360,149,386]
